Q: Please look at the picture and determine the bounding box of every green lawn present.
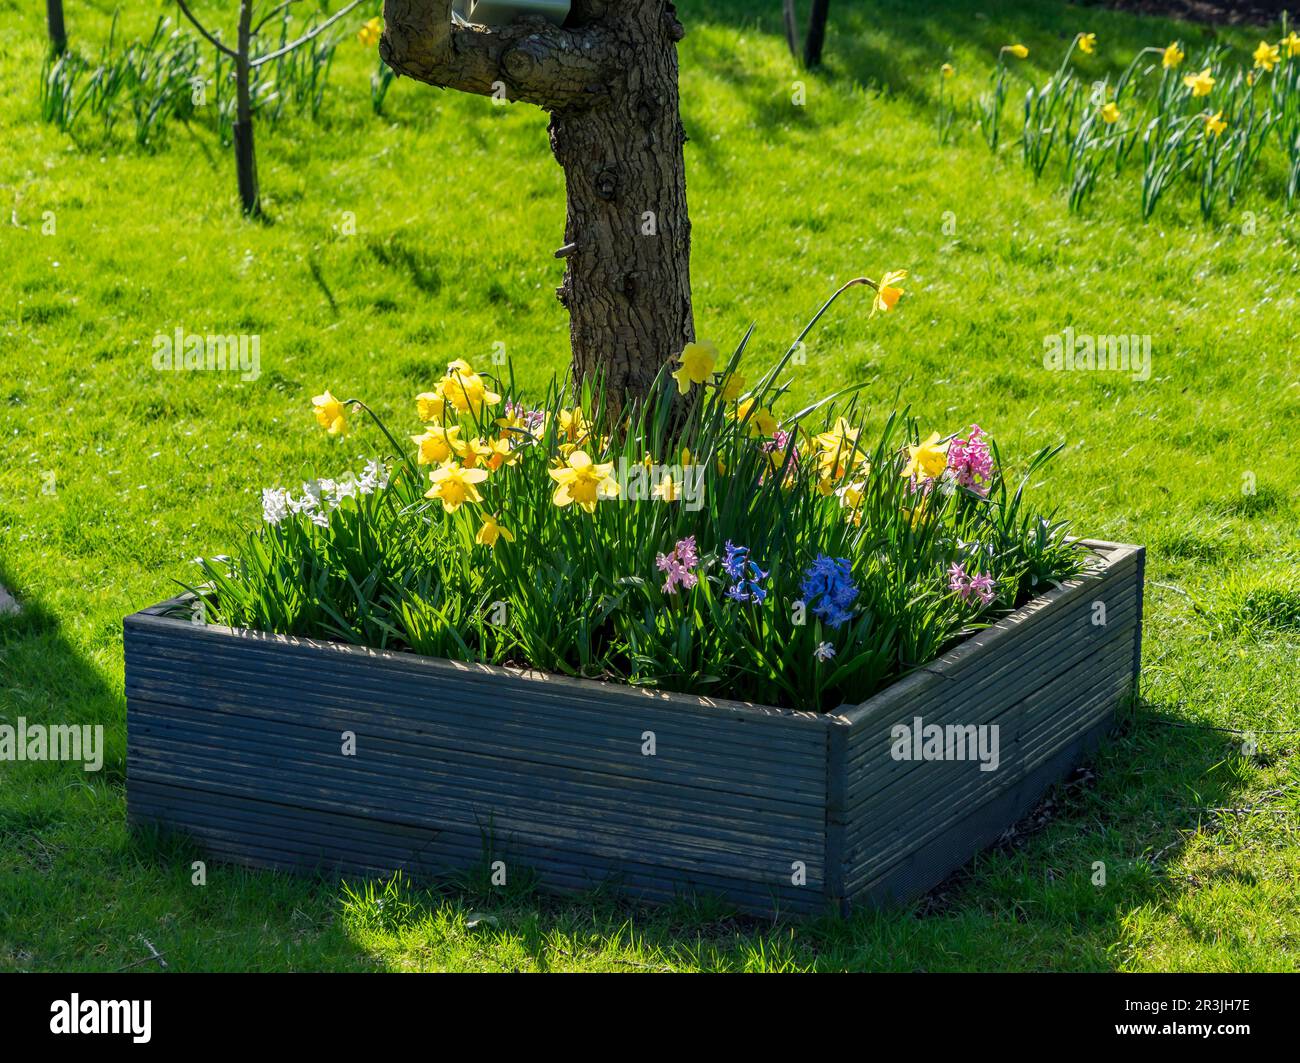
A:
[2,0,1298,971]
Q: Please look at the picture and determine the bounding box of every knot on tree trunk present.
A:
[501,40,541,82]
[662,5,686,43]
[633,90,665,129]
[593,167,619,200]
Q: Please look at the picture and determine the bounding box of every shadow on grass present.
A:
[0,561,385,971]
[683,0,1258,123]
[321,693,1256,972]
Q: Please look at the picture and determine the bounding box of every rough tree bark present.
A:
[381,0,694,405]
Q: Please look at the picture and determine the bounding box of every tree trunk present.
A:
[549,5,692,400]
[47,0,67,56]
[803,0,830,68]
[381,0,693,406]
[234,1,261,217]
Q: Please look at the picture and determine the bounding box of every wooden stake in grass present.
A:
[46,0,67,56]
[175,0,365,217]
[382,1,695,404]
[781,0,832,69]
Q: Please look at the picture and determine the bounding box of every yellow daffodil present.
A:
[442,358,501,415]
[425,461,488,514]
[814,417,862,480]
[454,435,495,469]
[815,417,860,455]
[557,406,589,444]
[1162,42,1184,69]
[475,514,515,548]
[1284,31,1300,58]
[941,62,955,78]
[901,432,950,481]
[734,398,778,437]
[358,17,382,47]
[837,480,867,525]
[312,390,347,436]
[653,474,681,502]
[411,425,462,465]
[1100,101,1120,124]
[549,450,619,512]
[1004,44,1029,59]
[416,384,449,422]
[719,370,746,402]
[1203,110,1227,137]
[871,269,907,316]
[671,340,718,395]
[1183,67,1215,97]
[1253,40,1280,72]
[485,436,521,472]
[1078,33,1096,55]
[902,497,929,529]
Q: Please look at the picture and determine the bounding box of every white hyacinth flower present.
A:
[287,491,316,515]
[332,476,358,505]
[358,459,389,494]
[295,480,329,512]
[261,487,290,525]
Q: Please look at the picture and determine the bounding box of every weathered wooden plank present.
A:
[127,750,826,883]
[123,631,830,756]
[849,712,1115,904]
[842,603,1138,784]
[841,607,1137,784]
[842,638,1134,843]
[125,609,822,729]
[126,705,825,841]
[823,718,849,913]
[125,698,827,815]
[128,780,826,913]
[123,662,829,781]
[842,605,1138,805]
[830,543,1141,903]
[126,725,826,858]
[842,652,1131,891]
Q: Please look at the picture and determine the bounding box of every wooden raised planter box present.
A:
[125,540,1143,917]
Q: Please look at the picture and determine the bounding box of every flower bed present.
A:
[126,278,1144,913]
[190,278,1085,716]
[125,540,1142,915]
